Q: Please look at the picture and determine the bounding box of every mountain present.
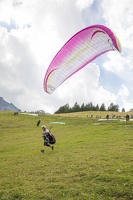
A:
[0,97,21,112]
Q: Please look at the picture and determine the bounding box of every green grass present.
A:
[0,111,133,200]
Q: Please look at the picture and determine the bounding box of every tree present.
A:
[55,104,70,113]
[81,103,85,111]
[122,108,125,112]
[71,102,80,112]
[108,103,119,112]
[95,104,100,111]
[100,103,106,111]
[54,101,121,114]
[85,102,94,111]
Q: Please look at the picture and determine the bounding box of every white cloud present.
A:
[0,0,133,113]
[76,0,94,9]
[118,85,129,101]
[102,0,133,49]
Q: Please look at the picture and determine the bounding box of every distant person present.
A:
[14,112,18,116]
[106,114,109,120]
[37,119,41,126]
[41,125,55,153]
[125,114,130,123]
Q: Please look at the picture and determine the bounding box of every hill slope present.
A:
[0,97,20,111]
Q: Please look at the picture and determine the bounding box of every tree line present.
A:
[54,102,125,114]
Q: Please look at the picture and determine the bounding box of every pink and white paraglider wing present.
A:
[44,24,121,94]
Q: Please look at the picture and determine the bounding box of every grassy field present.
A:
[0,111,133,200]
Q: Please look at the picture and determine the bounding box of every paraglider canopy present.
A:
[44,24,121,94]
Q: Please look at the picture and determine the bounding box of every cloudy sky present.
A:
[0,0,133,113]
